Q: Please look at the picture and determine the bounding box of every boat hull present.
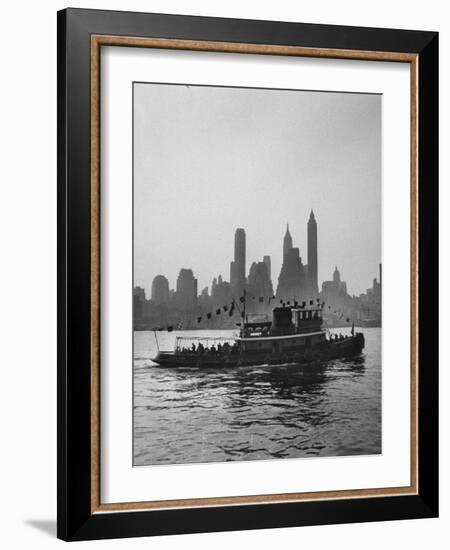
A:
[153,333,365,368]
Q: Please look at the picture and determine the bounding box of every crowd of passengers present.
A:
[330,333,351,341]
[178,331,352,354]
[178,342,240,354]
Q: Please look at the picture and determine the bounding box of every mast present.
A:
[153,329,160,352]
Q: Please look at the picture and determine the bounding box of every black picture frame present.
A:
[57,7,438,541]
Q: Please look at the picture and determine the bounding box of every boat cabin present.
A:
[238,305,326,354]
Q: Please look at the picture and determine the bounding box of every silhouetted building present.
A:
[320,266,355,326]
[211,274,232,308]
[322,265,348,297]
[230,228,246,298]
[263,255,271,282]
[198,286,211,310]
[357,264,382,325]
[307,210,318,294]
[283,224,293,262]
[277,224,307,301]
[133,286,146,322]
[151,275,170,305]
[176,268,198,311]
[247,261,274,314]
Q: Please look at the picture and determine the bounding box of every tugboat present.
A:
[152,302,364,368]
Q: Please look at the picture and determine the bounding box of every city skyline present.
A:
[136,216,379,305]
[135,217,374,301]
[134,216,381,331]
[134,83,381,298]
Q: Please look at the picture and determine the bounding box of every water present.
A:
[133,327,381,466]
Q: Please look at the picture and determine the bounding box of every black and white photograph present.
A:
[133,82,382,466]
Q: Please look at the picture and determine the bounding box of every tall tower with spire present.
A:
[283,224,293,261]
[277,224,306,300]
[230,228,246,298]
[333,265,340,283]
[307,210,318,294]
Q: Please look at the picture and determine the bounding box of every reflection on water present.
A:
[133,328,381,466]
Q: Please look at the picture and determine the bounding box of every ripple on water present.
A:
[132,328,381,466]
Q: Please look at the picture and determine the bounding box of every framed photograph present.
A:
[57,8,438,541]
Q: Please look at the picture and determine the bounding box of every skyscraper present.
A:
[277,224,306,300]
[176,268,198,310]
[307,210,318,294]
[276,246,306,300]
[133,286,146,323]
[211,274,231,308]
[283,224,293,262]
[263,255,271,282]
[247,261,274,304]
[230,228,246,298]
[151,275,170,305]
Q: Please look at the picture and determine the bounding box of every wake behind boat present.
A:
[152,303,364,368]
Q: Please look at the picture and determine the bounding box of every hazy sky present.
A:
[134,83,381,298]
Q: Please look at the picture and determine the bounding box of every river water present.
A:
[133,327,381,466]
